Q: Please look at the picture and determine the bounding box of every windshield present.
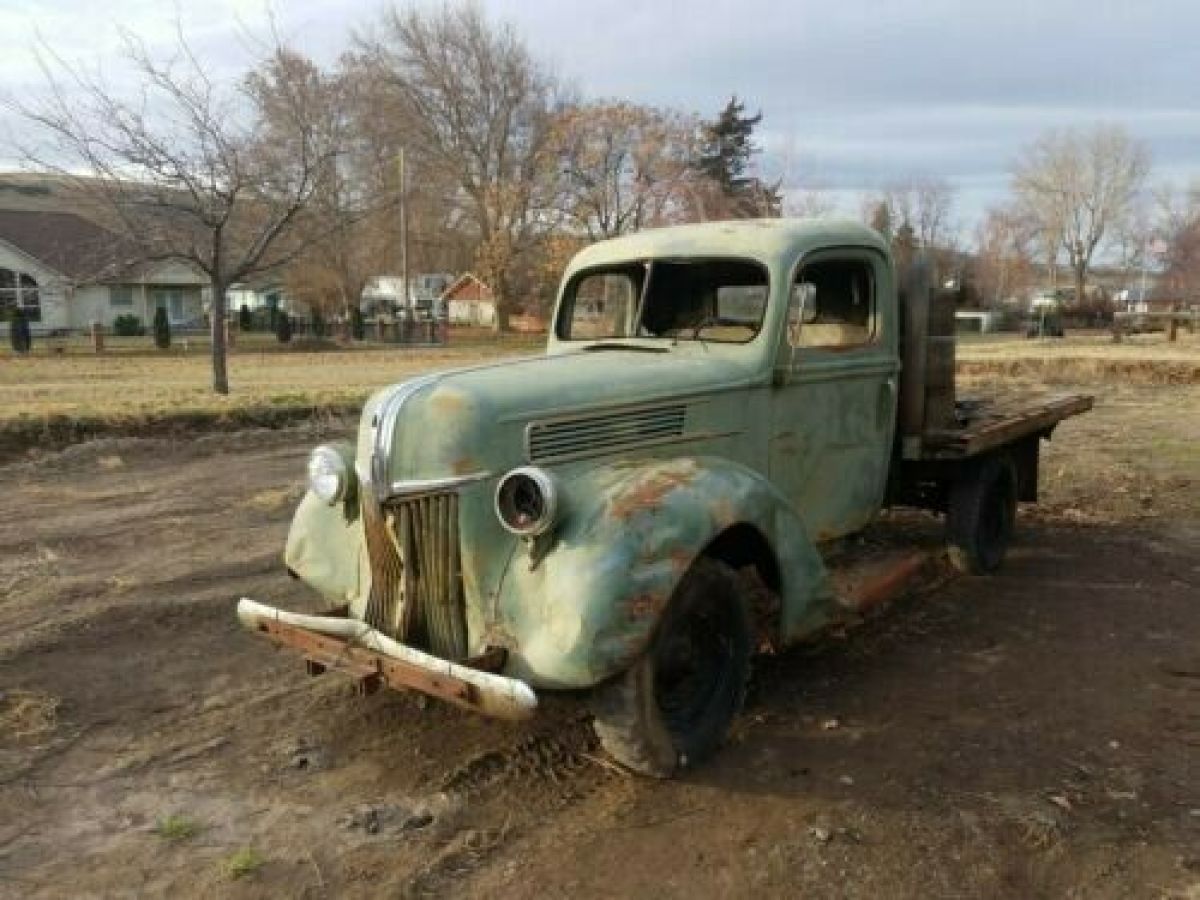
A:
[556,258,769,344]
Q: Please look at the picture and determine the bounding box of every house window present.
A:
[0,268,41,322]
[791,258,876,349]
[110,285,134,307]
[152,288,192,322]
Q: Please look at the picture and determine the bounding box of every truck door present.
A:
[769,248,899,542]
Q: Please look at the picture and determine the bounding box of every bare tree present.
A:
[863,176,956,278]
[357,4,566,331]
[9,28,340,393]
[973,206,1037,306]
[1013,125,1150,308]
[773,135,836,218]
[555,101,700,240]
[248,52,391,320]
[1154,180,1200,304]
[876,177,955,250]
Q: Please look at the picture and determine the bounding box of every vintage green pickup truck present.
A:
[238,219,1091,776]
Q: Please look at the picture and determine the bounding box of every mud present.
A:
[0,383,1197,898]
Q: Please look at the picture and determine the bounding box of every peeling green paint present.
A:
[283,219,896,692]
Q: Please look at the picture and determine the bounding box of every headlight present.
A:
[307,445,352,505]
[495,466,558,537]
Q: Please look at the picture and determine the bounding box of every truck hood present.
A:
[360,348,758,486]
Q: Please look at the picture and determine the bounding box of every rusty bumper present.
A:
[236,598,537,720]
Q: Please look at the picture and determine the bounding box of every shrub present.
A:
[249,307,273,332]
[156,814,201,842]
[153,306,171,349]
[238,303,252,332]
[275,312,293,344]
[113,314,145,337]
[222,848,264,880]
[9,307,32,353]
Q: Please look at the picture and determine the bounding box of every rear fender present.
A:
[492,456,836,688]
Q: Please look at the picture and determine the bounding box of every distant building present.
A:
[1116,286,1176,314]
[361,273,454,316]
[0,209,208,331]
[227,281,298,318]
[441,273,496,327]
[0,174,208,331]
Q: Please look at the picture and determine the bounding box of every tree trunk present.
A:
[491,274,511,333]
[1073,263,1087,311]
[211,277,229,395]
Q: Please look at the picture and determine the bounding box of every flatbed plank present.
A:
[921,393,1093,459]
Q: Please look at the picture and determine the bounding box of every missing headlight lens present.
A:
[307,445,352,505]
[495,466,558,537]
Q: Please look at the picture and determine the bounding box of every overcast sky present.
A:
[2,0,1198,234]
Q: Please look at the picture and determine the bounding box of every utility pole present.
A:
[398,148,409,317]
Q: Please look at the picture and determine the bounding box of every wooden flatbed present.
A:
[919,393,1093,460]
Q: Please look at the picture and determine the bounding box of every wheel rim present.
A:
[653,594,736,737]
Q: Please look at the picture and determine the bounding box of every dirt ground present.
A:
[1,379,1197,899]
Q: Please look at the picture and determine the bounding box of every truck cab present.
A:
[239,219,1090,776]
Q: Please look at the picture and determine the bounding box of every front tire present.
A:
[590,558,753,777]
[946,453,1018,574]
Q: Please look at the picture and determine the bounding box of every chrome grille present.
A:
[528,404,687,462]
[362,490,468,661]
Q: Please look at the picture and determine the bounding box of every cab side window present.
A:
[792,258,875,349]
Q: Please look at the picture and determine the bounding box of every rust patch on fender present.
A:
[429,387,470,415]
[608,463,699,521]
[626,591,669,621]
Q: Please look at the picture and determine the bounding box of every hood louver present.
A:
[527,404,688,463]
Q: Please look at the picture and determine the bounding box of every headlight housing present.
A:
[495,466,558,537]
[307,445,353,505]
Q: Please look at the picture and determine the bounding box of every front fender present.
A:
[493,456,835,689]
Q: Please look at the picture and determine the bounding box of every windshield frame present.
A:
[554,255,772,346]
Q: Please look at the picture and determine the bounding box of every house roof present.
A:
[440,272,494,303]
[0,209,140,282]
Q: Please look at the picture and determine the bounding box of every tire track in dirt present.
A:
[400,711,619,897]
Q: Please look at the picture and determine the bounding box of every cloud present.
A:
[2,0,1197,229]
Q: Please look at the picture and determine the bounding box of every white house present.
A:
[227,281,297,317]
[0,207,208,331]
[361,273,454,316]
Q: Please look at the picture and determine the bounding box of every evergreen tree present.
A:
[698,96,759,192]
[153,306,171,349]
[9,307,32,353]
[350,305,365,341]
[275,312,293,344]
[238,303,252,331]
[311,309,326,339]
[696,96,781,217]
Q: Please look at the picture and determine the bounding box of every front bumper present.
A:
[236,598,537,720]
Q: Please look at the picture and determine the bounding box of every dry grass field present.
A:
[0,336,541,459]
[2,329,1196,460]
[2,331,1194,414]
[0,339,539,421]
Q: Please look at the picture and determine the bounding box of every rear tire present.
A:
[946,453,1018,574]
[590,558,753,777]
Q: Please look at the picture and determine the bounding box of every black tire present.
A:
[590,558,753,777]
[946,453,1018,574]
